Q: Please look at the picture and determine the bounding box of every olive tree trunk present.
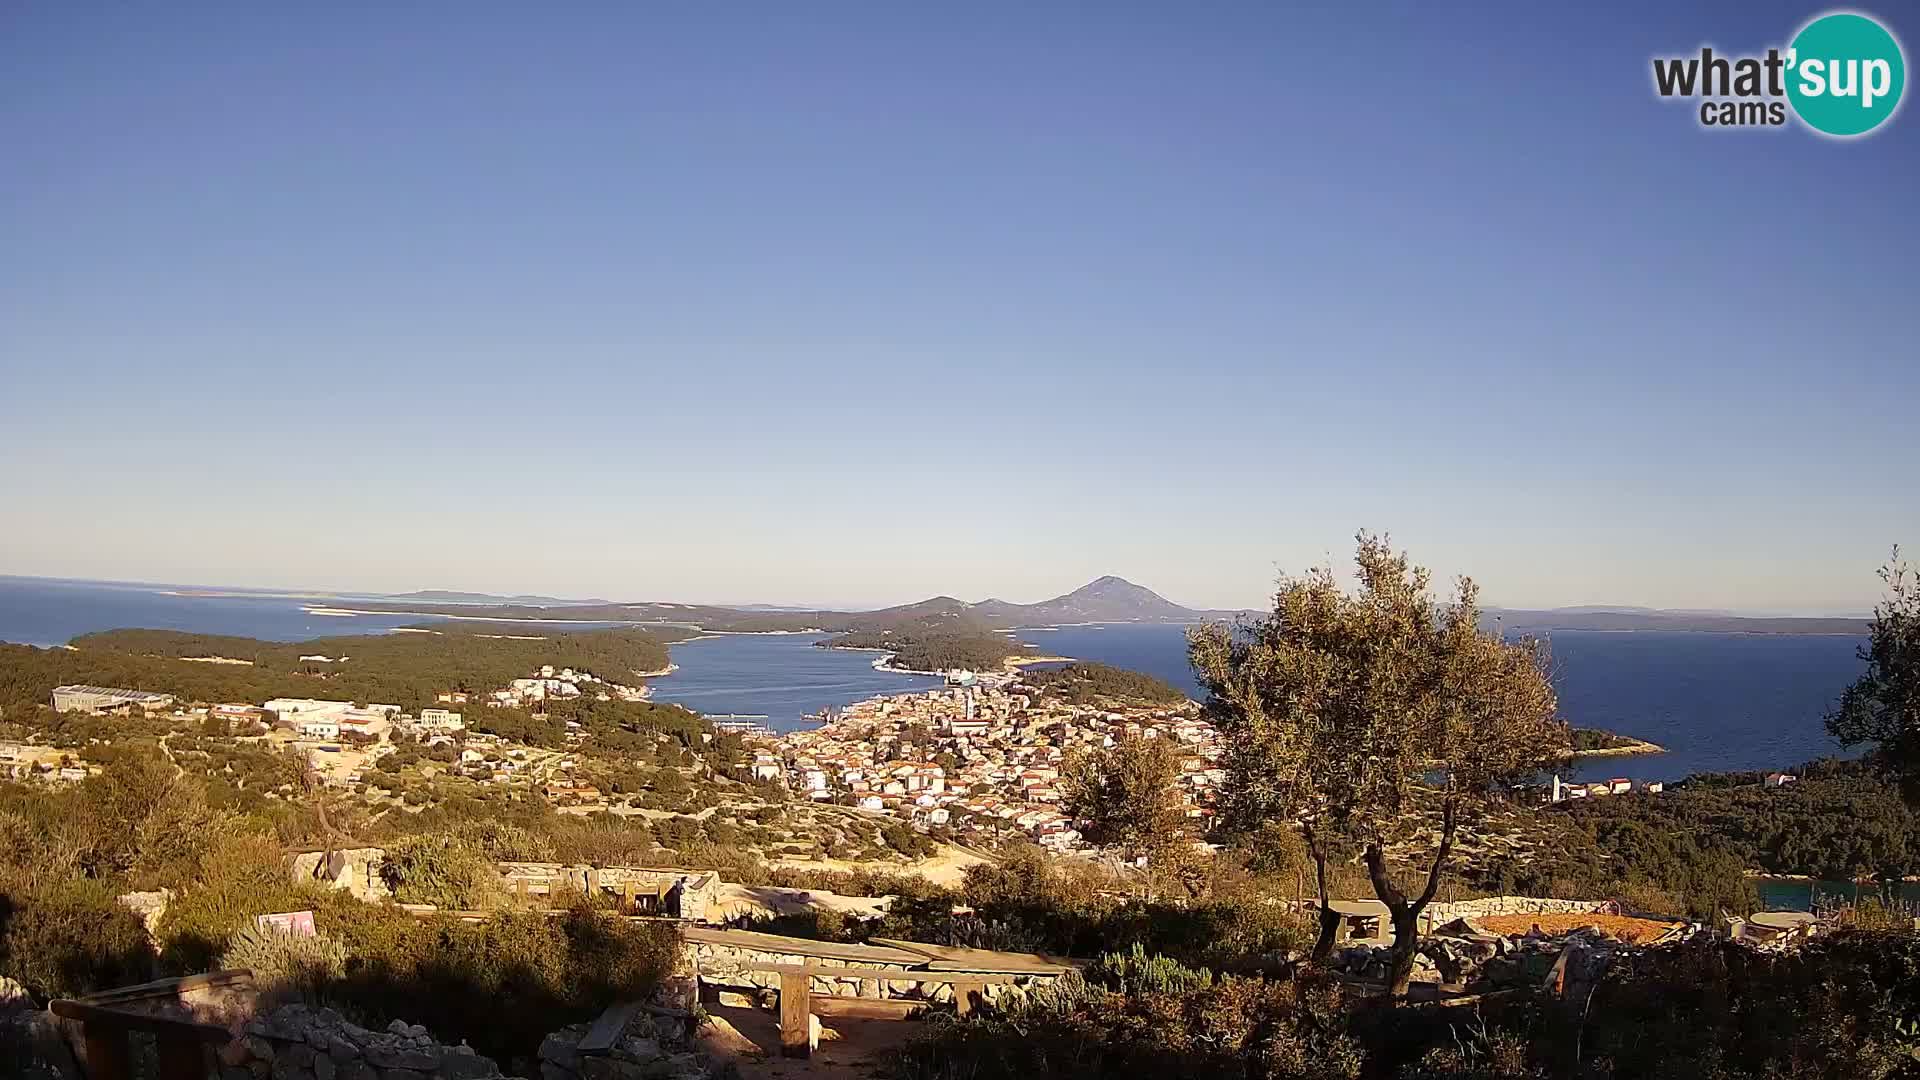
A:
[1301,826,1344,961]
[1363,799,1459,999]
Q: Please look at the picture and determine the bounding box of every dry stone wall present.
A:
[689,940,1057,1004]
[217,1004,514,1080]
[534,999,715,1080]
[1422,896,1615,927]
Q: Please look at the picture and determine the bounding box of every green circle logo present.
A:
[1787,12,1906,136]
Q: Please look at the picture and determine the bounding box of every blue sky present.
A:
[2,2,1914,613]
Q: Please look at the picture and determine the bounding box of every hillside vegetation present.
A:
[1022,662,1188,706]
[0,625,684,715]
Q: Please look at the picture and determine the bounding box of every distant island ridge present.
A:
[325,574,1871,637]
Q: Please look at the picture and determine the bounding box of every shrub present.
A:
[378,834,504,910]
[0,879,153,999]
[1086,944,1214,995]
[316,901,680,1063]
[217,924,348,1004]
[154,832,315,973]
[890,969,1363,1080]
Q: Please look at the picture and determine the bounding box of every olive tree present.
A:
[1062,732,1200,897]
[1189,533,1565,996]
[1828,547,1920,802]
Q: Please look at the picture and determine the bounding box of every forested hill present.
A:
[1022,661,1189,706]
[0,625,687,717]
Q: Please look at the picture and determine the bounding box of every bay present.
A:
[0,579,1871,780]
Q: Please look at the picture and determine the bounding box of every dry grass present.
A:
[1475,912,1684,945]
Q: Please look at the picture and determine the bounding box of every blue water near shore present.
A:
[0,576,436,644]
[1020,623,1868,784]
[0,578,1868,780]
[0,578,941,728]
[643,634,943,727]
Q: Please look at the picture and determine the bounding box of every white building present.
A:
[417,708,465,731]
[265,698,354,723]
[51,685,175,715]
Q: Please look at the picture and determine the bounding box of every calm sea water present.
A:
[1022,623,1868,783]
[644,633,943,726]
[0,576,433,644]
[0,579,1868,779]
[0,578,941,728]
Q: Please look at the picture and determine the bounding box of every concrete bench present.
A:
[740,963,1019,1058]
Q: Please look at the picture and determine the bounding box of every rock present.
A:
[116,889,172,936]
[615,1037,661,1062]
[365,1046,440,1072]
[388,1021,413,1037]
[338,1065,378,1080]
[581,1058,655,1080]
[695,1016,761,1061]
[714,991,756,1009]
[271,1058,315,1080]
[315,1055,337,1080]
[538,1034,582,1069]
[539,1063,575,1080]
[380,1070,429,1080]
[441,1047,500,1080]
[329,1037,363,1062]
[219,1039,255,1067]
[281,1043,318,1068]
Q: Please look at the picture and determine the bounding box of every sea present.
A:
[0,577,1868,783]
[0,576,1890,910]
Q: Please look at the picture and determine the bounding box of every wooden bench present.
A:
[741,963,1019,1058]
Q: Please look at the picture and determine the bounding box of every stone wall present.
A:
[535,989,713,1080]
[217,1003,512,1080]
[290,848,392,901]
[1422,896,1615,928]
[689,941,1056,1005]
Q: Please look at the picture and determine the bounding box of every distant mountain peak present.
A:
[968,575,1197,624]
[1069,575,1157,597]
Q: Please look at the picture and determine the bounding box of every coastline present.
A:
[861,651,1077,678]
[1570,737,1666,759]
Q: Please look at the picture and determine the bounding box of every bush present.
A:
[890,968,1363,1080]
[0,879,153,1000]
[217,924,348,1004]
[378,834,504,910]
[316,902,680,1063]
[154,833,315,973]
[1086,944,1214,995]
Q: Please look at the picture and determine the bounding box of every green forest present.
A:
[1021,662,1189,706]
[1567,758,1918,882]
[0,625,684,716]
[820,624,1022,671]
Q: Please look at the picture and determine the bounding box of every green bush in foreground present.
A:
[890,968,1363,1080]
[218,924,349,1005]
[0,879,153,1000]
